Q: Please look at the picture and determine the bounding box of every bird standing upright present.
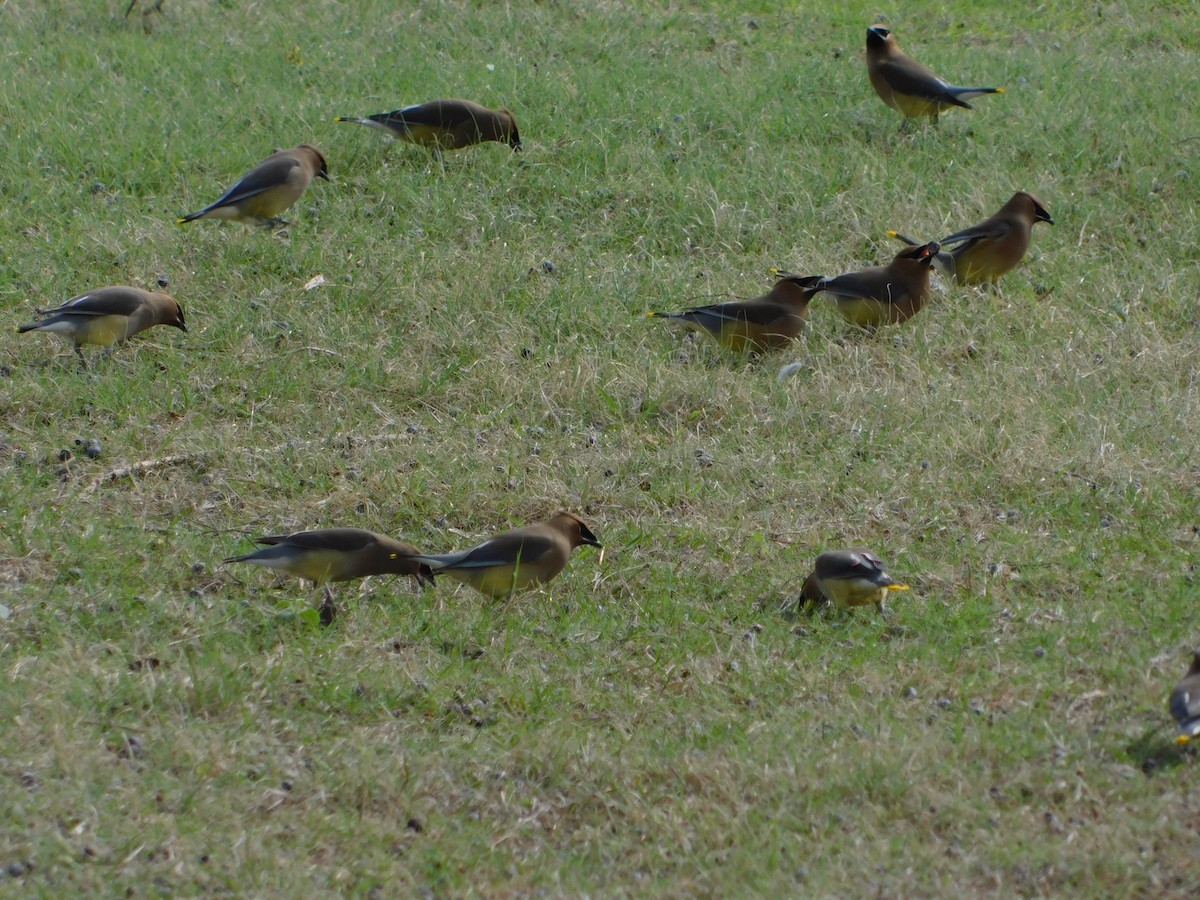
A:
[411,512,601,599]
[336,99,521,152]
[865,25,1002,121]
[648,274,822,353]
[1169,651,1200,746]
[224,528,433,624]
[17,286,186,360]
[811,242,940,328]
[889,192,1054,285]
[178,144,329,227]
[799,549,909,612]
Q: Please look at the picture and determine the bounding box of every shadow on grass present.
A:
[1125,727,1194,776]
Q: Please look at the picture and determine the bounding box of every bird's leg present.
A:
[319,586,337,626]
[265,217,291,230]
[125,0,139,16]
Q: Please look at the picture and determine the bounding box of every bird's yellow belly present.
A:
[823,581,888,608]
[833,298,895,327]
[954,241,1025,284]
[892,93,943,118]
[76,315,133,347]
[241,185,302,218]
[451,564,550,598]
[398,124,445,146]
[289,550,355,585]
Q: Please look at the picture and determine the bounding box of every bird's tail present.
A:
[886,229,920,246]
[334,116,396,133]
[408,552,469,572]
[177,209,207,224]
[947,85,1004,105]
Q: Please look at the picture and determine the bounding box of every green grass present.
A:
[2,0,1199,894]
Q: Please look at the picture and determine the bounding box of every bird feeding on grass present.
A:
[224,528,433,625]
[17,286,186,361]
[798,549,909,613]
[336,99,521,153]
[178,144,329,228]
[410,512,601,599]
[648,274,822,354]
[887,192,1053,286]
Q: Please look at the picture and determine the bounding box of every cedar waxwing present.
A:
[411,511,601,599]
[866,25,1002,120]
[888,192,1054,285]
[811,242,940,328]
[17,286,186,360]
[648,274,822,353]
[178,144,329,227]
[224,528,434,622]
[799,549,909,612]
[336,99,521,152]
[1169,651,1200,746]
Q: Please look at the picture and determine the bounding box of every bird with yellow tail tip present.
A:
[866,25,1002,121]
[648,274,822,353]
[17,286,186,362]
[808,241,940,328]
[410,512,601,599]
[1170,650,1200,746]
[178,144,329,228]
[887,192,1054,285]
[224,528,433,625]
[336,99,521,153]
[798,550,909,613]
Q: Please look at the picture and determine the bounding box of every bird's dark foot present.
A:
[319,595,337,626]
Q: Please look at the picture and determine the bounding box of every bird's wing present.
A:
[445,533,556,570]
[1171,682,1200,726]
[673,301,789,328]
[817,271,888,302]
[207,156,300,208]
[38,288,143,318]
[879,60,972,109]
[256,529,377,554]
[940,218,1013,249]
[372,101,468,130]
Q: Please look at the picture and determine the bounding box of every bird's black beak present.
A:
[580,524,602,548]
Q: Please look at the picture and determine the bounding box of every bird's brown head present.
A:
[1028,193,1054,226]
[160,295,187,332]
[300,144,331,180]
[554,511,602,549]
[897,241,940,269]
[866,25,894,52]
[775,274,823,303]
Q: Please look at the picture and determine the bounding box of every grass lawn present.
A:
[1,0,1198,894]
